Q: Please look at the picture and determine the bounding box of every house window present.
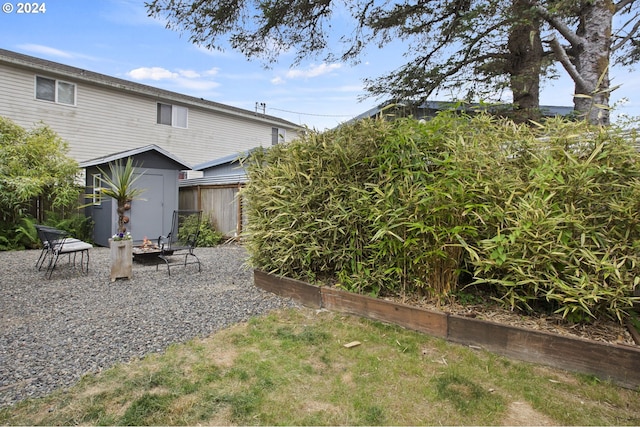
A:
[35,76,76,105]
[92,174,102,206]
[272,127,285,145]
[157,103,188,128]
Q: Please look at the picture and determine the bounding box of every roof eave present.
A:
[78,144,192,170]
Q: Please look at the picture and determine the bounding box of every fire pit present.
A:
[132,237,172,262]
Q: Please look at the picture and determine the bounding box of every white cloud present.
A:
[17,44,73,58]
[178,69,201,78]
[127,67,178,80]
[204,67,220,77]
[126,65,220,95]
[285,63,343,79]
[271,76,285,85]
[176,79,220,91]
[17,44,100,62]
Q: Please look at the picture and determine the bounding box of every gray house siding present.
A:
[86,167,176,247]
[202,162,243,177]
[0,49,302,168]
[81,146,189,247]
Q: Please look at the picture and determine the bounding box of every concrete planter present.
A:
[254,269,640,389]
[109,239,133,282]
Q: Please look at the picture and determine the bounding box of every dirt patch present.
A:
[502,401,557,426]
[302,400,341,415]
[207,346,238,369]
[203,405,236,426]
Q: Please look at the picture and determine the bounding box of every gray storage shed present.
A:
[80,145,192,247]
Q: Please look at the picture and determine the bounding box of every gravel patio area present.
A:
[0,244,296,408]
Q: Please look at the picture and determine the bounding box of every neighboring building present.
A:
[350,100,574,123]
[0,48,303,175]
[79,145,191,247]
[189,150,252,185]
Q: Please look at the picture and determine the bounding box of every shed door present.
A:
[130,173,164,242]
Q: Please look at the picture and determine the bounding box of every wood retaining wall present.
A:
[254,269,640,390]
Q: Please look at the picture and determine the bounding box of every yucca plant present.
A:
[97,158,146,235]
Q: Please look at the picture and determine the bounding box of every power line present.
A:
[268,107,355,118]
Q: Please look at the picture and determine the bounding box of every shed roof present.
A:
[78,144,191,170]
[179,174,248,187]
[192,148,258,171]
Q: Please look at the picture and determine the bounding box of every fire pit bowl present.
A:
[132,238,172,262]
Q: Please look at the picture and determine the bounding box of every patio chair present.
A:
[157,210,202,275]
[40,227,93,279]
[35,224,83,271]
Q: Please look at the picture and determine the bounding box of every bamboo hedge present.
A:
[242,113,640,323]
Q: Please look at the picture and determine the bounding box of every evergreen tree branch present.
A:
[532,3,585,47]
[615,0,637,13]
[547,35,590,90]
[612,13,640,51]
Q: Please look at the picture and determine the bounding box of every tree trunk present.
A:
[571,0,613,125]
[508,0,543,123]
[117,201,126,233]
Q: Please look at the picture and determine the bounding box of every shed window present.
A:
[157,103,188,128]
[35,76,76,105]
[92,174,102,206]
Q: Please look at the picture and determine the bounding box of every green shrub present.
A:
[242,118,383,289]
[243,113,640,322]
[196,217,224,247]
[467,122,640,322]
[43,211,94,243]
[0,212,93,250]
[0,116,80,226]
[13,216,39,249]
[0,117,85,250]
[178,215,224,247]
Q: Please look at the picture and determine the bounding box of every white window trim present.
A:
[157,102,188,128]
[34,75,77,106]
[272,127,286,145]
[92,174,102,206]
[172,105,188,128]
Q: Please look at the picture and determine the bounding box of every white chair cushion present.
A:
[58,241,93,254]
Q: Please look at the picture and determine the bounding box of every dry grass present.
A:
[1,307,638,425]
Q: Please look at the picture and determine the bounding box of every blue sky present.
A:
[1,0,638,130]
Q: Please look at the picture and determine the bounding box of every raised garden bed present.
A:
[254,269,640,390]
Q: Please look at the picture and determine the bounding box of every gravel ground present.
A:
[0,244,296,408]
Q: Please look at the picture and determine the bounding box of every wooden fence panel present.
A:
[179,184,245,238]
[179,187,198,211]
[201,186,238,237]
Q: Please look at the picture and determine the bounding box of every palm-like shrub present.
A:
[97,158,145,234]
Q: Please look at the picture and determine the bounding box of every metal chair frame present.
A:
[157,210,202,275]
[39,226,92,279]
[35,225,84,270]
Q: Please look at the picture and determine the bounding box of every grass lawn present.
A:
[1,307,638,425]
